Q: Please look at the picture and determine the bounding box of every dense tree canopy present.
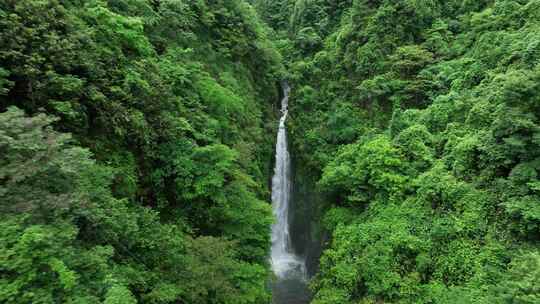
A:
[3,0,540,303]
[256,0,540,303]
[0,0,282,303]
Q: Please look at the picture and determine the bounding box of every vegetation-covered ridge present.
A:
[255,0,540,303]
[0,1,284,303]
[3,0,540,303]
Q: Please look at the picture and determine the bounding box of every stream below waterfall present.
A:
[270,83,311,304]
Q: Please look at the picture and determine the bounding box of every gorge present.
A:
[270,83,311,303]
[1,0,540,303]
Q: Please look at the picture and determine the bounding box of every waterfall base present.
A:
[271,253,306,279]
[272,276,311,304]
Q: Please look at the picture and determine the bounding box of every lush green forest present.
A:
[2,0,540,303]
[255,0,540,303]
[0,0,283,303]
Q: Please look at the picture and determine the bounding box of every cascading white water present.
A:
[271,83,306,280]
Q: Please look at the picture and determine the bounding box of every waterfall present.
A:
[271,83,306,280]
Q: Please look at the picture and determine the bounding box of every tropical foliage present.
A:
[257,0,540,303]
[3,0,540,303]
[0,0,282,303]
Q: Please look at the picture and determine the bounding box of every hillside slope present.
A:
[0,1,282,303]
[256,0,540,303]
